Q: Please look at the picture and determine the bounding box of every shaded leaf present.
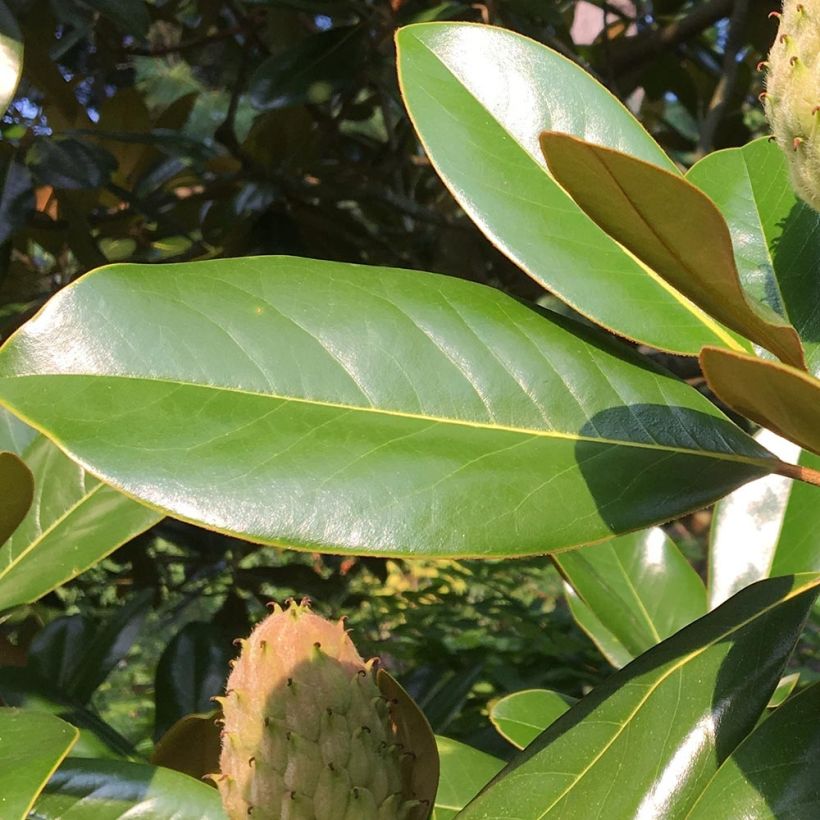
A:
[0,708,77,820]
[396,23,744,356]
[562,583,633,669]
[377,669,439,817]
[701,346,820,458]
[0,257,777,557]
[687,137,820,376]
[81,0,150,38]
[0,450,32,546]
[459,574,820,818]
[0,432,161,613]
[688,682,820,819]
[0,667,136,760]
[710,429,820,608]
[433,736,503,820]
[151,711,220,782]
[30,758,227,818]
[28,592,152,704]
[154,622,232,740]
[26,137,118,190]
[0,159,35,244]
[250,27,365,110]
[489,689,576,750]
[539,131,803,369]
[0,406,35,454]
[556,527,707,662]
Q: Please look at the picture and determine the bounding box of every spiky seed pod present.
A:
[765,2,820,210]
[214,601,419,820]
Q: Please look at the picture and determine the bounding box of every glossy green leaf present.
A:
[433,736,503,820]
[0,431,161,613]
[30,759,227,819]
[28,592,151,704]
[562,582,633,669]
[539,132,802,368]
[710,429,820,608]
[0,449,32,546]
[26,137,118,190]
[701,346,820,459]
[556,527,707,662]
[0,257,777,557]
[0,2,23,115]
[154,622,232,740]
[0,708,78,820]
[250,27,365,110]
[459,573,820,818]
[687,137,820,376]
[0,667,136,760]
[688,681,820,819]
[489,689,576,750]
[396,23,745,356]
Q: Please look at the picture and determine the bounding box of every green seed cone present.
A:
[215,601,419,820]
[765,1,820,210]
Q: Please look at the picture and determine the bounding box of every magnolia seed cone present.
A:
[214,601,421,820]
[766,1,820,210]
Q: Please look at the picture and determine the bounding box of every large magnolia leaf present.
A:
[396,23,743,356]
[710,429,820,608]
[0,709,78,820]
[555,527,707,664]
[30,759,226,819]
[433,736,503,820]
[0,1,22,115]
[0,423,162,613]
[459,573,820,818]
[688,682,820,819]
[701,347,820,460]
[0,257,777,557]
[687,137,820,376]
[539,132,803,369]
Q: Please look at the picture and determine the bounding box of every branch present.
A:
[608,0,734,74]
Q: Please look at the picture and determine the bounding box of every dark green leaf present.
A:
[489,689,576,750]
[28,592,152,704]
[0,667,137,760]
[250,27,365,110]
[555,527,707,662]
[688,682,820,819]
[396,23,743,356]
[0,431,161,613]
[459,574,820,818]
[0,708,77,819]
[539,131,803,369]
[80,0,150,38]
[26,137,118,190]
[433,736,503,820]
[0,257,777,557]
[0,159,34,245]
[687,137,820,376]
[30,759,226,819]
[154,622,232,740]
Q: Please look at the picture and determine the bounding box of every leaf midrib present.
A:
[520,575,820,818]
[1,373,775,470]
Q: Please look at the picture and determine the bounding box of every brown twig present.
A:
[774,460,820,488]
